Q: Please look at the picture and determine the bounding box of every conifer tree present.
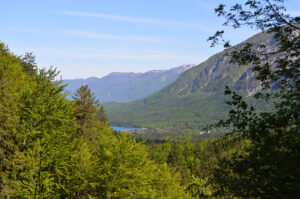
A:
[72,85,98,128]
[21,52,37,76]
[96,104,108,123]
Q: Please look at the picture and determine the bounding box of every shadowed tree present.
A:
[208,0,300,198]
[96,104,108,123]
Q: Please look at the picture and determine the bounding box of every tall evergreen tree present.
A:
[72,85,98,128]
[21,52,37,76]
[96,104,108,123]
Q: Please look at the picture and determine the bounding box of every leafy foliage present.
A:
[146,138,249,199]
[0,43,190,198]
[207,0,300,198]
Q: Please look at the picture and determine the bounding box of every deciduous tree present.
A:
[208,0,300,198]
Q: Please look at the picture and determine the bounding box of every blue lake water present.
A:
[111,126,142,132]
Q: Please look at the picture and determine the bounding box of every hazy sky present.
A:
[1,0,299,79]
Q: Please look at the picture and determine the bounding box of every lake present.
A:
[111,126,142,132]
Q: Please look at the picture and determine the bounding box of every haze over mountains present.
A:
[104,31,276,129]
[64,64,195,102]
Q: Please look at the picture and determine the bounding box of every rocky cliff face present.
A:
[165,31,278,97]
[104,31,278,129]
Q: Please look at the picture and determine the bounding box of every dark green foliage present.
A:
[146,138,249,198]
[0,43,31,197]
[207,0,300,198]
[96,104,108,123]
[167,142,180,166]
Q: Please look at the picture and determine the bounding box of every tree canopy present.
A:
[0,43,190,198]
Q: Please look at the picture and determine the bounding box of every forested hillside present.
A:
[64,64,194,102]
[1,0,299,198]
[0,45,247,197]
[104,32,276,129]
[0,43,191,198]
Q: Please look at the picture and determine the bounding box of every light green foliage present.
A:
[18,68,74,143]
[99,133,154,198]
[151,163,190,199]
[0,43,190,198]
[0,43,33,196]
[60,139,100,198]
[93,130,190,198]
[186,176,211,199]
[20,139,56,198]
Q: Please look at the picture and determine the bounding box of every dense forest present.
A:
[0,43,247,198]
[0,44,192,198]
[1,0,299,198]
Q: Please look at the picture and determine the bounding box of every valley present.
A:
[104,31,276,131]
[1,0,299,197]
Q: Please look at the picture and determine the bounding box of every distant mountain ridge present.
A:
[104,31,276,129]
[64,64,195,102]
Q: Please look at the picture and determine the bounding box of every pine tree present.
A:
[96,104,108,123]
[72,85,98,128]
[21,52,37,76]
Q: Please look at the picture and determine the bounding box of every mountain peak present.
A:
[64,64,194,102]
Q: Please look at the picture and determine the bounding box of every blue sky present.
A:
[1,0,299,79]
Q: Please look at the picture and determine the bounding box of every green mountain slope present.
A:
[104,32,276,129]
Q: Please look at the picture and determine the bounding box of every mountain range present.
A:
[104,31,276,129]
[64,64,195,102]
